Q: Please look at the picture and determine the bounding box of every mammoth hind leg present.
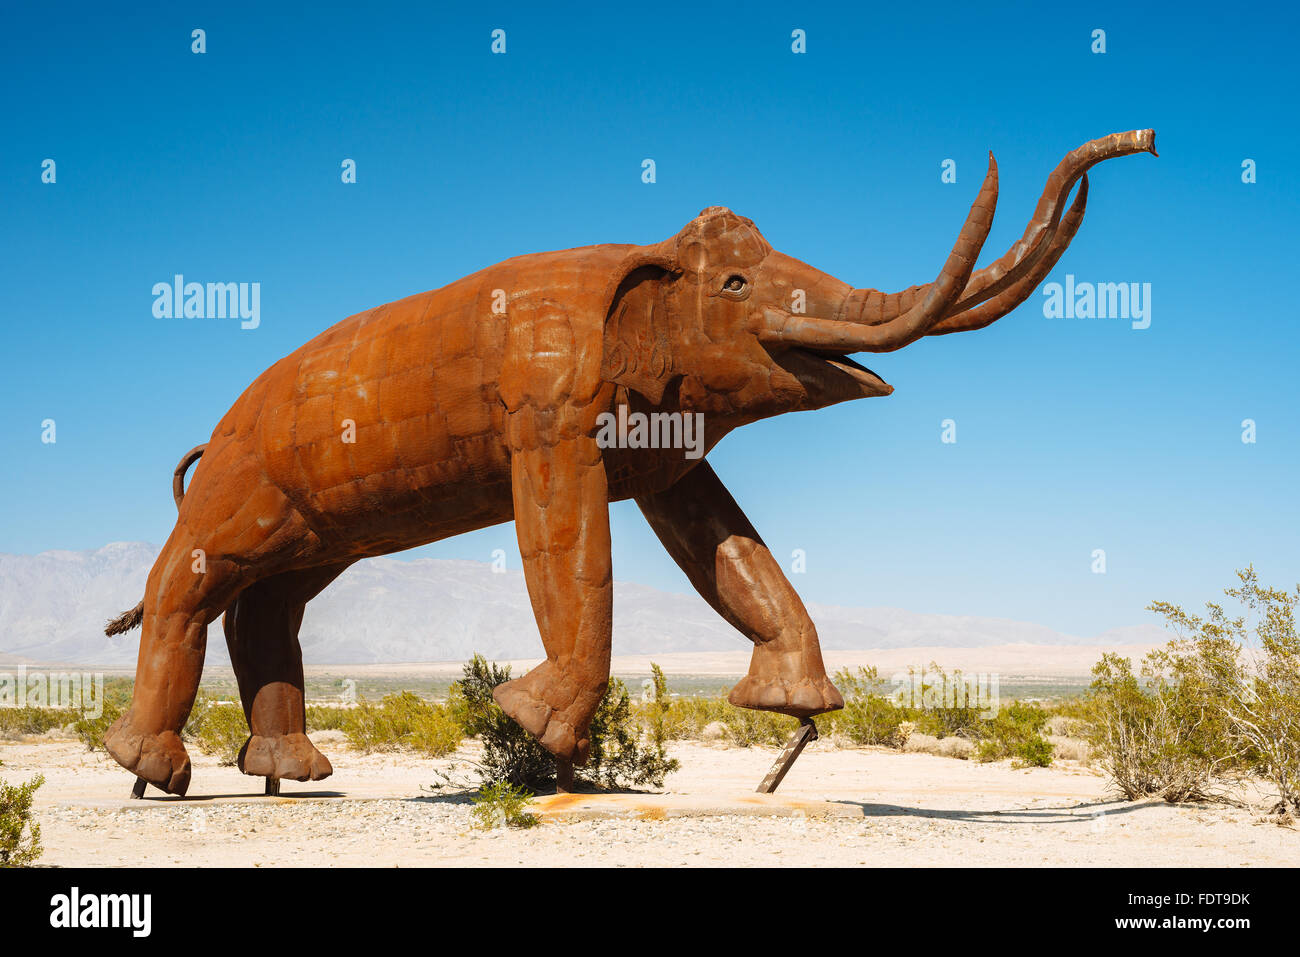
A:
[223,562,351,784]
[636,462,843,718]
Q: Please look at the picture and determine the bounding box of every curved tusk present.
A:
[762,154,999,354]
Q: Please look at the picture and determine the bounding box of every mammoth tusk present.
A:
[760,154,998,354]
[940,130,1154,319]
[847,130,1156,330]
[927,174,1089,335]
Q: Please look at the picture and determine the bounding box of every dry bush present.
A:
[937,736,974,759]
[1149,567,1300,815]
[1085,653,1238,803]
[344,691,462,757]
[1047,735,1091,763]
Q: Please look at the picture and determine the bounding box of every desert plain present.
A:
[3,646,1295,867]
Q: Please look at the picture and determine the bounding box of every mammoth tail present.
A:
[106,442,208,637]
[172,443,208,510]
[105,600,144,636]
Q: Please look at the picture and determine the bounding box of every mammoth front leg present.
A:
[637,462,843,717]
[493,432,613,779]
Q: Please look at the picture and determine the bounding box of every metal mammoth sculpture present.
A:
[105,130,1155,796]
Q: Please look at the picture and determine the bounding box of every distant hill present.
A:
[0,543,1170,666]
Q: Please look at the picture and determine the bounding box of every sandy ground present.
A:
[4,732,1292,868]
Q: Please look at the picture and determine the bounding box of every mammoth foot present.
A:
[493,662,591,764]
[238,733,333,782]
[105,712,193,796]
[729,643,844,718]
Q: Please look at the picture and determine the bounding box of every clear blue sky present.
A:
[2,1,1296,637]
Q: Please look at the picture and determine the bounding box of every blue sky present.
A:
[2,1,1297,638]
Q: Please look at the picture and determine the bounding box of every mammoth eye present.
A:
[723,275,747,293]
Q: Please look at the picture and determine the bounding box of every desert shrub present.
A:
[1013,735,1055,768]
[72,700,123,752]
[452,655,555,790]
[584,675,679,788]
[0,761,43,867]
[720,706,799,748]
[654,694,733,740]
[184,695,250,765]
[70,678,133,752]
[343,691,462,757]
[832,666,912,747]
[305,704,349,732]
[1148,567,1300,815]
[470,782,539,830]
[452,654,681,790]
[973,700,1053,765]
[1045,713,1088,739]
[908,664,985,739]
[641,664,674,753]
[1084,652,1235,803]
[0,706,74,738]
[1047,735,1091,763]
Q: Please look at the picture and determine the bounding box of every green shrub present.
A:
[343,691,462,757]
[69,677,133,752]
[908,665,984,739]
[72,698,124,752]
[450,655,554,789]
[1148,567,1300,814]
[720,705,799,748]
[1013,735,1055,768]
[643,689,806,747]
[0,706,74,737]
[185,694,250,765]
[452,654,681,790]
[642,664,674,752]
[972,700,1052,764]
[1083,652,1233,802]
[974,739,1002,763]
[831,666,912,746]
[470,782,540,830]
[305,704,349,732]
[0,761,43,867]
[651,694,732,740]
[584,675,679,788]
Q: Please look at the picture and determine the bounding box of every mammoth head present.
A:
[601,130,1156,421]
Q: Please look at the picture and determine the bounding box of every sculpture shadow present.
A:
[835,797,1150,826]
[133,789,348,802]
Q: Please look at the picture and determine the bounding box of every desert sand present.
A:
[5,730,1292,868]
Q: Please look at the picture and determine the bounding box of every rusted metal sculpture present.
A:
[104,131,1155,796]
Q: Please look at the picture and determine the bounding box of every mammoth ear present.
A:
[600,246,679,405]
